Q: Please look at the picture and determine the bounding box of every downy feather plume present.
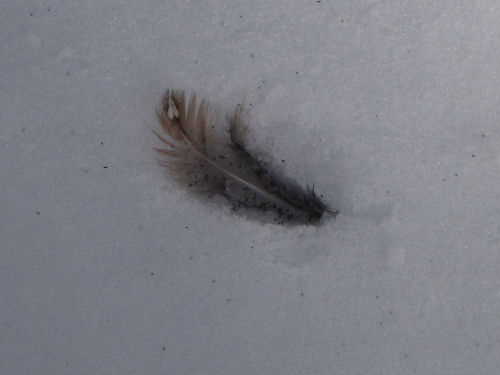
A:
[153,90,335,223]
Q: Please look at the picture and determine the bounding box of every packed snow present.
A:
[1,1,499,374]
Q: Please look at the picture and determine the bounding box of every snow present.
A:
[1,1,500,374]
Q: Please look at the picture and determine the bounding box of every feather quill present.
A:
[153,90,334,223]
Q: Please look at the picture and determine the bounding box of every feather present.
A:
[153,90,335,223]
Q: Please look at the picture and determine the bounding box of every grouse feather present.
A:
[153,90,335,223]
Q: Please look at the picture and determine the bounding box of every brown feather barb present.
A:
[153,90,335,223]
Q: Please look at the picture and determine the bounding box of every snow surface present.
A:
[1,1,500,374]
